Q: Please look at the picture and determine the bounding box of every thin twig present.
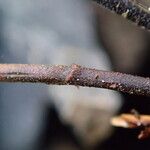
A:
[111,113,150,139]
[111,114,150,128]
[93,0,150,30]
[0,64,149,96]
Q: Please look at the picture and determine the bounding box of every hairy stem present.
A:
[93,0,150,30]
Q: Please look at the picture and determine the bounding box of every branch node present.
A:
[65,64,81,84]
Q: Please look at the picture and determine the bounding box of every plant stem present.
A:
[111,113,150,139]
[0,64,149,96]
[93,0,150,30]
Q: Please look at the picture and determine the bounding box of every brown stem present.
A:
[111,113,150,139]
[111,114,150,128]
[0,64,149,96]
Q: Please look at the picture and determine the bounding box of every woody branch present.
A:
[0,64,149,96]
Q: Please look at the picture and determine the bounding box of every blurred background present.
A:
[0,0,150,150]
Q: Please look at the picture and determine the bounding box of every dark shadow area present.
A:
[37,105,81,150]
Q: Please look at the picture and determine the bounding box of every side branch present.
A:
[111,113,150,139]
[0,64,149,96]
[93,0,150,30]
